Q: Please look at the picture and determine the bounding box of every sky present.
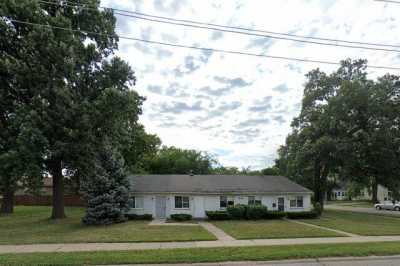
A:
[101,0,400,169]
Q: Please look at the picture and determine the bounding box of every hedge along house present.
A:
[127,174,313,219]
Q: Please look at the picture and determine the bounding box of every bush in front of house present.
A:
[125,213,153,220]
[170,214,192,221]
[263,210,287,219]
[205,210,232,220]
[286,211,319,219]
[246,205,268,220]
[227,204,247,219]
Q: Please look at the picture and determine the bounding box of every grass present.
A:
[327,200,373,208]
[0,206,216,244]
[302,210,400,236]
[212,219,343,239]
[2,241,400,265]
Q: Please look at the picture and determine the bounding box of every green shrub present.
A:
[205,211,232,220]
[246,205,268,220]
[227,204,247,219]
[170,214,192,221]
[286,211,319,219]
[125,213,153,220]
[263,211,286,219]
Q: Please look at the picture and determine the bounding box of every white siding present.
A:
[128,193,312,218]
[127,195,155,216]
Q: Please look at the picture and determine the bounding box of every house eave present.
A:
[130,191,313,195]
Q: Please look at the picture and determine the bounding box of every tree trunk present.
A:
[0,190,14,215]
[320,164,330,209]
[371,177,378,203]
[313,160,323,207]
[50,159,66,219]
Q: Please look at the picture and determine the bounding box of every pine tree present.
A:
[82,142,130,225]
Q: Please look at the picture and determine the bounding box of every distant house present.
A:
[127,174,312,219]
[330,183,393,202]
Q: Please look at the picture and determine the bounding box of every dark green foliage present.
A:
[205,211,232,220]
[225,205,281,220]
[125,213,153,220]
[286,211,319,219]
[263,211,287,219]
[227,204,247,219]
[81,142,130,225]
[276,59,400,208]
[145,146,216,174]
[260,167,281,176]
[170,214,192,221]
[211,166,280,176]
[313,202,323,217]
[246,205,268,220]
[0,0,153,218]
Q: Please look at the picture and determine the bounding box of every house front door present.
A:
[278,197,285,212]
[155,196,166,218]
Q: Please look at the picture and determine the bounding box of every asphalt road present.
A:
[325,205,400,216]
[113,256,400,266]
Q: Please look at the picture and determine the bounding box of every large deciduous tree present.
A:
[145,146,216,175]
[0,0,142,218]
[277,59,400,207]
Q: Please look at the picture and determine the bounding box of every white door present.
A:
[155,196,166,218]
[194,197,204,218]
[278,197,285,211]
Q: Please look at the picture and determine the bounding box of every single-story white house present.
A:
[127,174,312,218]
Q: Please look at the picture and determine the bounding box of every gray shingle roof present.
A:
[128,175,311,194]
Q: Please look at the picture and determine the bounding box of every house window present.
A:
[220,196,227,208]
[296,196,303,207]
[248,196,262,205]
[129,196,143,209]
[175,196,189,209]
[290,196,303,208]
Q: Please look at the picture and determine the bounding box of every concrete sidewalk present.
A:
[2,235,400,254]
[285,219,359,237]
[106,255,400,266]
[199,222,235,241]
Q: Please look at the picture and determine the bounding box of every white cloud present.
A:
[105,0,400,169]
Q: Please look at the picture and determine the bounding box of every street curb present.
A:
[106,255,400,266]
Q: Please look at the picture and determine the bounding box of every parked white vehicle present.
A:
[374,201,400,211]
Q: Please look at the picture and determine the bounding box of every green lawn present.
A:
[2,242,400,265]
[212,220,344,239]
[0,206,216,244]
[302,210,400,236]
[327,200,373,208]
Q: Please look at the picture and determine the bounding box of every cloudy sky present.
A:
[102,0,400,169]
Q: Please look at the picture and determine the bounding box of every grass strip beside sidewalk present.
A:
[2,241,400,265]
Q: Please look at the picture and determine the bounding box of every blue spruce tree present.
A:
[82,142,130,225]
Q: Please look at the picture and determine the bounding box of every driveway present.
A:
[111,255,400,265]
[326,205,400,217]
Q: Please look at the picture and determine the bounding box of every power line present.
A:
[375,0,400,4]
[37,0,400,52]
[110,11,400,53]
[7,18,400,71]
